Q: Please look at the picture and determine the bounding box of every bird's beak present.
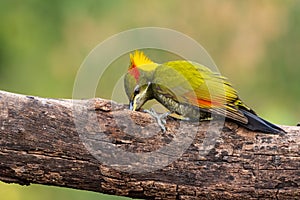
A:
[129,101,134,110]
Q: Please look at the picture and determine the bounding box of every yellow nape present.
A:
[130,50,155,69]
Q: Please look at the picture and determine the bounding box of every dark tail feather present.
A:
[238,109,286,134]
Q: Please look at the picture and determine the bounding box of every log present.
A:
[0,90,299,200]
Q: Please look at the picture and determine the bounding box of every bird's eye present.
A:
[133,85,140,95]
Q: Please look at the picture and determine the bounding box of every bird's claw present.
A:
[145,108,171,132]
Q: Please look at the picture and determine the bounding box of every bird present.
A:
[124,50,285,134]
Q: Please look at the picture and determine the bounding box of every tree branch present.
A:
[0,90,299,200]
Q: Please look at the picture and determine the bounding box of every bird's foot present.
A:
[145,108,171,132]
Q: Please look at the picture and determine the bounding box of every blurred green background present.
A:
[0,0,299,199]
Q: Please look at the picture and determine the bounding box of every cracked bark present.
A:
[0,90,299,200]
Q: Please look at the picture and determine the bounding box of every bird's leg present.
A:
[144,108,171,132]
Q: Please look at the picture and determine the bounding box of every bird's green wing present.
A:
[153,61,249,123]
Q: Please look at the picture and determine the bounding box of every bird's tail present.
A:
[238,109,286,135]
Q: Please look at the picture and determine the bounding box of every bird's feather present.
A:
[153,61,250,123]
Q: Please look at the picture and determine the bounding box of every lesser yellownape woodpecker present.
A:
[124,50,285,134]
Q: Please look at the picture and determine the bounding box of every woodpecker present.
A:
[124,50,285,134]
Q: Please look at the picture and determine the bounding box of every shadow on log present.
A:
[0,90,299,200]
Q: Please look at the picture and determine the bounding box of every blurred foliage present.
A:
[0,0,299,199]
[0,183,129,200]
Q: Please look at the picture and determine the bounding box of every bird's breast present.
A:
[154,93,211,121]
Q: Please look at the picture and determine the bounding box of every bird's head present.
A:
[124,50,157,110]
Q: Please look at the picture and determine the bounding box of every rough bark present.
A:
[0,90,299,200]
